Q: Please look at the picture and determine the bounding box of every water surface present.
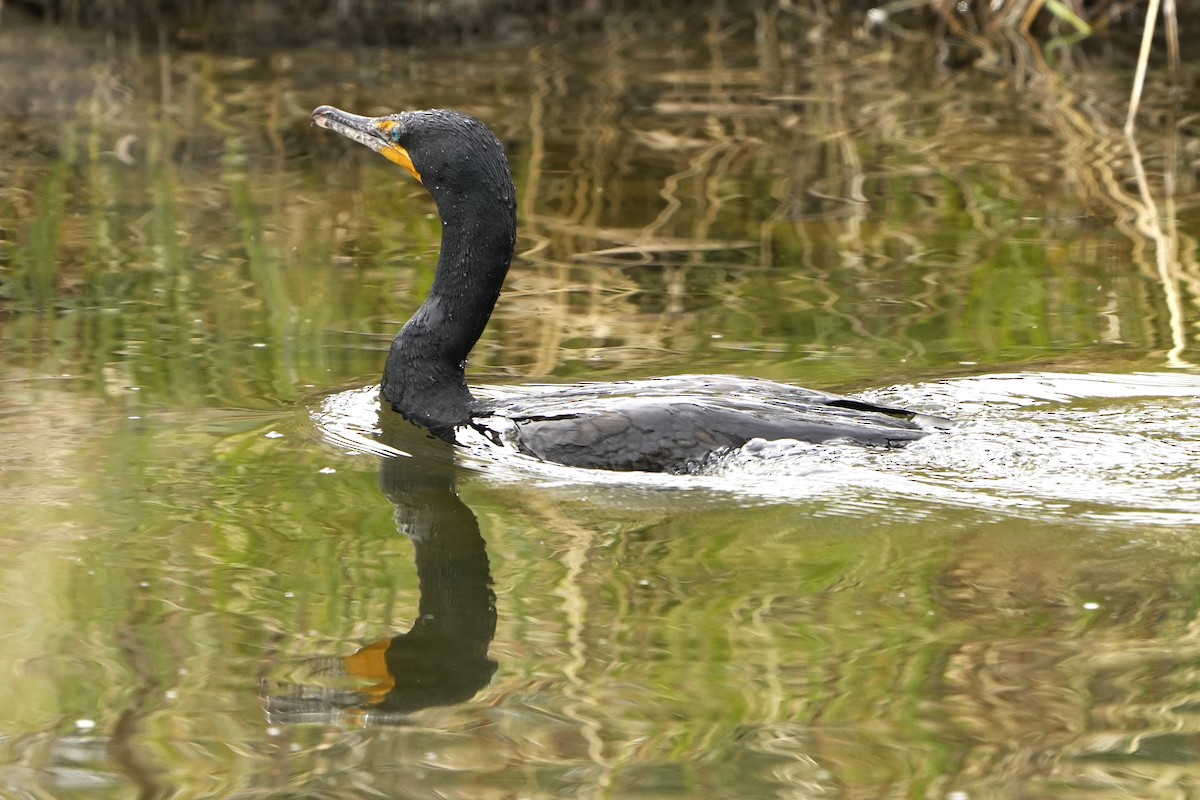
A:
[2,7,1200,798]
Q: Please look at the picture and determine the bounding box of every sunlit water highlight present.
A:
[315,371,1200,523]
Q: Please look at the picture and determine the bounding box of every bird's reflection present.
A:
[263,415,497,725]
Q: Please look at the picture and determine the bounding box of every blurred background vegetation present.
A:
[4,0,1192,56]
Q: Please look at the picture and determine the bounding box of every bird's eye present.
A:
[391,127,403,143]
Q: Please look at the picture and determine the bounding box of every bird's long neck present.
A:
[382,184,516,437]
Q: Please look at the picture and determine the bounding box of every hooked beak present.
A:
[310,104,422,183]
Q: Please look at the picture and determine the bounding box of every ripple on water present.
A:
[313,372,1200,525]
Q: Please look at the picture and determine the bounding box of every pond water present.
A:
[2,6,1200,798]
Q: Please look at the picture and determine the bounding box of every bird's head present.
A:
[310,105,512,203]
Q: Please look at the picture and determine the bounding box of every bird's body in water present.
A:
[311,105,948,473]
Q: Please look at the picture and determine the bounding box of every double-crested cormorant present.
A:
[311,105,947,473]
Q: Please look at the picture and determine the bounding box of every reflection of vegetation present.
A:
[11,392,1198,797]
[4,23,1195,411]
[1,5,1196,404]
[3,7,1198,798]
[3,366,1199,795]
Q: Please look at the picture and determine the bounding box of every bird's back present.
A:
[474,376,947,473]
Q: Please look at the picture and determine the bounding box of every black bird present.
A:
[311,105,948,473]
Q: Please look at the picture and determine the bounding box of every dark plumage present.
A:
[311,105,947,473]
